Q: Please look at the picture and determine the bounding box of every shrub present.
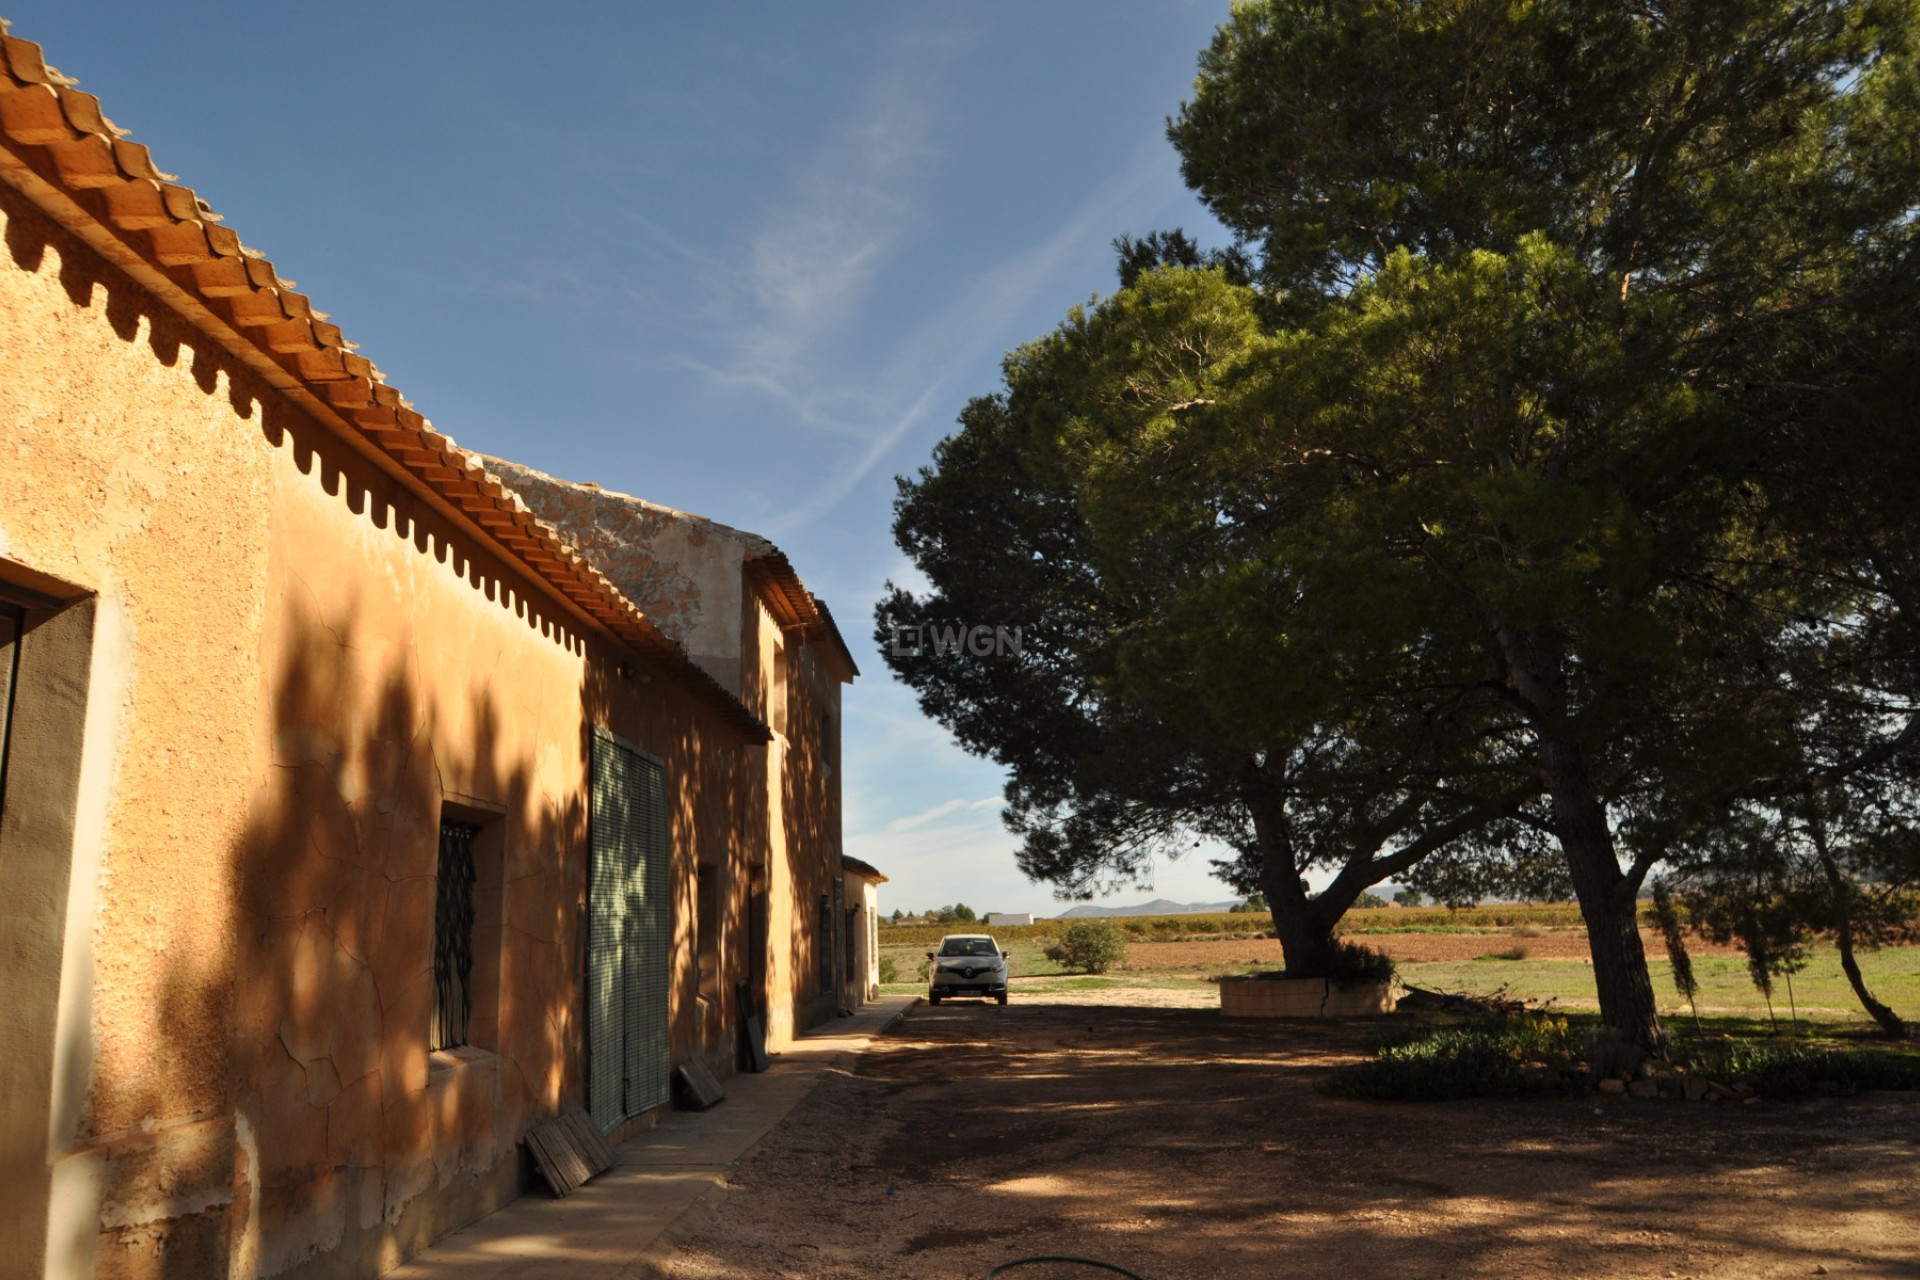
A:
[1055,919,1128,974]
[1326,1027,1532,1100]
[1325,1014,1577,1101]
[1683,1043,1920,1097]
[1316,938,1396,984]
[878,956,898,984]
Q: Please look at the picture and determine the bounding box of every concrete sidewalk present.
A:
[384,996,915,1279]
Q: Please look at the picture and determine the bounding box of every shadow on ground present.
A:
[662,1001,1920,1280]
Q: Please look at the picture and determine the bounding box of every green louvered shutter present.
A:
[626,752,670,1114]
[588,730,671,1132]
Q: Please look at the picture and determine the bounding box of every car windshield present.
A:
[940,938,1000,957]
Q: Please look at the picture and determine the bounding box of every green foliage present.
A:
[1317,938,1396,984]
[1051,919,1129,974]
[1355,891,1387,910]
[1329,1013,1920,1101]
[1682,1043,1920,1097]
[1651,879,1700,1020]
[877,956,898,985]
[1229,893,1269,914]
[1324,1015,1577,1101]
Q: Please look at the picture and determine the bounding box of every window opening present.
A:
[817,894,833,991]
[0,601,23,821]
[844,905,859,986]
[431,819,481,1051]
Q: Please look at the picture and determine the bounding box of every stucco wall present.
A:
[470,465,852,1054]
[1,179,273,1280]
[1,178,769,1280]
[241,414,768,1277]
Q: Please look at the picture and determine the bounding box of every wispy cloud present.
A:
[884,795,1003,834]
[755,132,1179,536]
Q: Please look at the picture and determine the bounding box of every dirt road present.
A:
[663,1000,1920,1280]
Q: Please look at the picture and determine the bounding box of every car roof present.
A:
[939,933,997,941]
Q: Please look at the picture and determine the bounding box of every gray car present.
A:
[926,934,1010,1005]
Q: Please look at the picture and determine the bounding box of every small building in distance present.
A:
[840,856,890,1005]
[986,912,1034,928]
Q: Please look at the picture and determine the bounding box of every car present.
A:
[926,933,1011,1006]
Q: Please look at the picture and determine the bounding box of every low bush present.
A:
[1682,1042,1920,1096]
[1319,938,1396,984]
[1328,1013,1920,1102]
[1326,1016,1577,1100]
[1048,919,1128,974]
[878,956,898,984]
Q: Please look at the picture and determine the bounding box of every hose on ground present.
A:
[985,1258,1150,1279]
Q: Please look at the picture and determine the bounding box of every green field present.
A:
[1398,946,1920,1027]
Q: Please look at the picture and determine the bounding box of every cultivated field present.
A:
[881,904,1920,1027]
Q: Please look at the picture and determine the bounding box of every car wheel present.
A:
[928,994,941,1006]
[996,992,1008,1006]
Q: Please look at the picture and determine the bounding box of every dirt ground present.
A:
[662,1000,1920,1280]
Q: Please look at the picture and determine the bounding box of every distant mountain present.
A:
[1053,899,1241,919]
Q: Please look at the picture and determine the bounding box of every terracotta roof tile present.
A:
[0,15,770,743]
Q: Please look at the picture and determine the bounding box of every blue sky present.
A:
[9,1,1243,916]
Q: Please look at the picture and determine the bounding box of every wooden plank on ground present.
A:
[560,1107,618,1172]
[524,1117,592,1197]
[741,1015,769,1073]
[673,1059,726,1111]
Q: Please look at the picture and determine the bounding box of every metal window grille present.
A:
[431,820,481,1051]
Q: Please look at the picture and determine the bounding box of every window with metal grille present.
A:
[431,820,481,1051]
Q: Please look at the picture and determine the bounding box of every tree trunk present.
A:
[1814,830,1908,1038]
[1243,772,1336,975]
[1499,627,1666,1054]
[1541,736,1668,1054]
[1265,878,1334,976]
